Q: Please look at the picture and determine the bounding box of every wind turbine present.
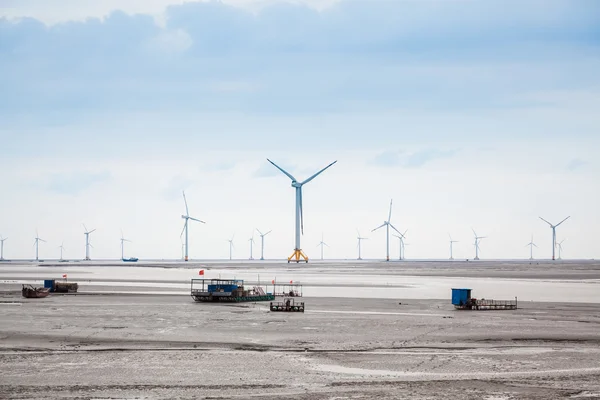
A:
[34,230,46,261]
[58,242,65,261]
[356,230,368,260]
[83,224,96,261]
[0,236,6,260]
[267,158,337,263]
[248,233,255,260]
[227,235,235,260]
[256,229,272,261]
[316,233,328,260]
[472,229,486,260]
[539,216,570,260]
[526,235,537,260]
[180,191,206,262]
[392,230,407,260]
[120,230,131,260]
[372,199,402,261]
[556,239,566,260]
[449,234,459,260]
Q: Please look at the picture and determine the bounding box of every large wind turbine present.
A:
[181,191,205,262]
[256,229,272,261]
[526,235,537,260]
[0,236,6,260]
[393,230,408,260]
[539,216,570,260]
[120,230,131,260]
[34,230,46,261]
[267,158,337,263]
[83,224,96,260]
[227,235,235,260]
[472,229,486,260]
[316,233,328,260]
[556,239,566,259]
[372,199,402,261]
[356,230,368,260]
[449,234,459,260]
[58,242,65,261]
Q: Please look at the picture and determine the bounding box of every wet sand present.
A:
[1,260,600,399]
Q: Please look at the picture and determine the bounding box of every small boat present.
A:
[22,284,50,298]
[122,257,139,262]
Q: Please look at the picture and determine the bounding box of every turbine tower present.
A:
[58,242,65,261]
[356,230,368,260]
[372,199,402,261]
[449,234,459,260]
[539,216,570,260]
[316,233,328,260]
[248,233,255,260]
[526,235,537,260]
[34,230,46,261]
[180,191,206,262]
[472,229,486,260]
[267,158,337,263]
[227,235,234,260]
[393,230,407,260]
[256,229,272,261]
[83,224,96,261]
[0,236,6,260]
[120,230,131,260]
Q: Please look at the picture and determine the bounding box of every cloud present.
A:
[368,149,458,168]
[566,158,588,171]
[147,28,192,53]
[43,171,111,195]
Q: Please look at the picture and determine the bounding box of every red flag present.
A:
[62,274,67,278]
[271,279,275,284]
[199,270,204,276]
[290,280,293,284]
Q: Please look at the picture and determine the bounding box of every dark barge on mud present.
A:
[190,279,274,303]
[452,288,517,310]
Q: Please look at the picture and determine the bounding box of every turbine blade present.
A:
[471,228,477,237]
[189,217,206,223]
[89,229,96,234]
[256,229,263,236]
[182,191,189,216]
[556,216,570,227]
[387,199,393,223]
[180,221,187,237]
[533,243,538,248]
[301,160,337,185]
[389,223,402,236]
[372,223,386,232]
[539,217,553,226]
[324,242,329,247]
[265,230,272,236]
[266,159,297,181]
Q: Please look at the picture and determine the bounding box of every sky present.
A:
[0,0,599,261]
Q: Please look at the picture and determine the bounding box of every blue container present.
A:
[451,288,472,306]
[44,279,56,292]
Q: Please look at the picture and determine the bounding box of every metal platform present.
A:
[190,279,274,303]
[270,298,305,312]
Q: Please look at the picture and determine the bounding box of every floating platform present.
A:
[270,298,304,312]
[190,279,274,303]
[452,288,517,310]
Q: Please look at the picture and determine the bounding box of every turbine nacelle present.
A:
[291,181,301,188]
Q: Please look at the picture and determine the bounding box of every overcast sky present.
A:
[1,0,598,261]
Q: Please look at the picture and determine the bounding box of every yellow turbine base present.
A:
[288,249,309,263]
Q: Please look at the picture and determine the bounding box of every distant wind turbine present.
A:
[556,239,566,260]
[267,158,337,263]
[526,235,537,260]
[356,230,368,260]
[0,235,6,260]
[83,224,96,260]
[58,242,65,261]
[256,229,272,261]
[449,234,459,260]
[227,235,235,260]
[34,230,46,261]
[372,199,402,261]
[393,230,408,260]
[316,233,328,260]
[248,233,255,260]
[120,230,131,260]
[472,229,486,260]
[539,216,570,260]
[181,191,206,262]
